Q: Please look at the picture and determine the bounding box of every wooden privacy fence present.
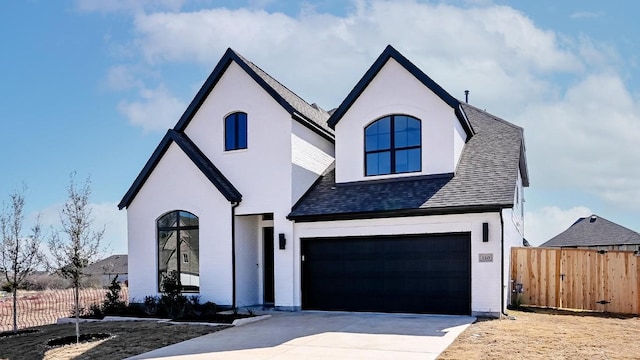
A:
[511,247,640,314]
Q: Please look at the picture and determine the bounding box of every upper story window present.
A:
[365,115,421,176]
[225,112,247,151]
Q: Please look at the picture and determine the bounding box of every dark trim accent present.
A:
[336,172,454,187]
[455,105,475,140]
[224,112,248,151]
[364,115,422,176]
[482,222,489,242]
[157,210,199,293]
[499,208,507,317]
[291,113,335,143]
[327,45,469,138]
[288,204,509,222]
[519,139,530,187]
[118,131,173,210]
[118,130,242,209]
[231,202,239,309]
[173,48,333,142]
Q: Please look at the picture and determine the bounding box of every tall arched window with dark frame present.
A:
[365,115,421,176]
[157,210,199,292]
[224,112,247,151]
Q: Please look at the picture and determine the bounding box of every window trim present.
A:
[224,112,248,151]
[364,114,422,176]
[157,210,199,293]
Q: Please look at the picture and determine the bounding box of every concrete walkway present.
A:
[128,311,475,360]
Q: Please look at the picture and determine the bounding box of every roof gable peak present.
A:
[327,45,466,133]
[173,48,333,141]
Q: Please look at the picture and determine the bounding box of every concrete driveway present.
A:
[128,311,475,360]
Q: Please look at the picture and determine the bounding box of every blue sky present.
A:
[1,0,639,254]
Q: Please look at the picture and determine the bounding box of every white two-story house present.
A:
[118,45,529,317]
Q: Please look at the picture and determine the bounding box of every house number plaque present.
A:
[479,253,493,262]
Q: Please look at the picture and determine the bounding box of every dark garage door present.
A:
[301,233,471,315]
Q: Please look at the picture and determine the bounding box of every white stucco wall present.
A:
[291,121,335,204]
[511,170,524,236]
[503,207,524,310]
[126,142,233,304]
[334,58,463,183]
[184,61,294,216]
[293,212,505,316]
[235,215,259,306]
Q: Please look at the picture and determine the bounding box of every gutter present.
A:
[499,208,508,317]
[231,201,240,309]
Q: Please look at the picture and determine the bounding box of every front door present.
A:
[263,227,275,305]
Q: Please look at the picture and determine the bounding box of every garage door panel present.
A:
[302,233,471,315]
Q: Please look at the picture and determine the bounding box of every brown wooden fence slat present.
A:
[511,247,640,315]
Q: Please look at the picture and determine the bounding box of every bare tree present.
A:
[48,174,104,343]
[0,187,43,333]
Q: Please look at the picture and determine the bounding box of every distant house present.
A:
[540,215,640,251]
[85,255,128,286]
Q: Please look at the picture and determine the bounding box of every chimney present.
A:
[464,90,469,104]
[590,215,597,223]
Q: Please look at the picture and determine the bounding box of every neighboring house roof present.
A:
[327,45,474,139]
[118,129,242,209]
[85,255,128,276]
[289,103,527,221]
[174,48,334,141]
[539,215,640,247]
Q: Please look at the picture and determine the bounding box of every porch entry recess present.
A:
[263,227,275,305]
[301,233,471,315]
[511,247,640,315]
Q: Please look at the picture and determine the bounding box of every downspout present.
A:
[499,208,508,317]
[231,201,240,309]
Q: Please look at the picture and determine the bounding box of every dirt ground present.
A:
[0,320,228,360]
[439,308,640,359]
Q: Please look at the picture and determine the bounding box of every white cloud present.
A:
[127,2,584,110]
[104,0,638,212]
[525,206,593,246]
[519,73,640,210]
[30,202,127,257]
[117,85,186,132]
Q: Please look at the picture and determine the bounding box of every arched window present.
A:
[365,115,421,176]
[157,211,199,292]
[225,112,247,151]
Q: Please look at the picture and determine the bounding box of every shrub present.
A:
[159,271,188,319]
[102,276,127,315]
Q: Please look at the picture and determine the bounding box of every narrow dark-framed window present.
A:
[365,115,421,176]
[225,112,247,151]
[157,210,199,292]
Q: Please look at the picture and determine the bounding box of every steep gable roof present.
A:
[289,103,526,220]
[327,45,474,139]
[118,130,241,209]
[174,48,333,141]
[540,215,640,247]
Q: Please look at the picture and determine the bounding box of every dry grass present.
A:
[0,320,229,360]
[0,288,128,331]
[439,308,640,359]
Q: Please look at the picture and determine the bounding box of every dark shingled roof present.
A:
[288,103,527,220]
[540,215,640,247]
[174,48,333,141]
[118,130,241,209]
[85,255,128,275]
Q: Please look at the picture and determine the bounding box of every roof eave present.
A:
[288,204,509,222]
